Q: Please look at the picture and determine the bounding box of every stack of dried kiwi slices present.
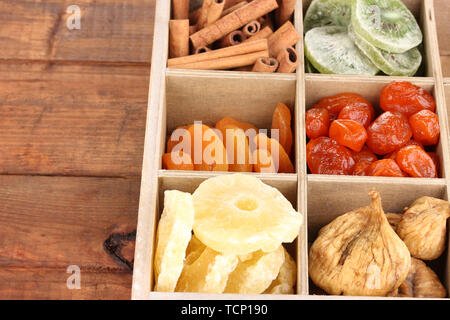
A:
[304,0,423,76]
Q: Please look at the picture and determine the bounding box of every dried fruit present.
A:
[305,107,330,140]
[351,146,378,163]
[384,139,423,161]
[167,125,189,153]
[409,110,440,146]
[393,258,447,298]
[176,247,238,293]
[309,191,411,296]
[396,145,436,178]
[264,248,296,294]
[185,235,206,265]
[192,174,302,255]
[366,111,412,155]
[329,119,368,152]
[252,149,276,173]
[352,160,372,176]
[367,159,406,177]
[427,152,440,175]
[313,92,374,121]
[272,102,293,156]
[303,0,352,33]
[219,125,253,172]
[386,213,402,232]
[215,117,258,134]
[380,82,436,118]
[224,245,285,294]
[397,196,450,260]
[154,190,195,292]
[338,105,373,128]
[306,137,355,175]
[162,152,194,171]
[254,133,295,173]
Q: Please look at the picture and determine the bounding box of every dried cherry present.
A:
[305,107,330,139]
[329,119,368,152]
[396,145,437,178]
[409,110,440,146]
[306,137,355,175]
[338,105,373,128]
[313,93,374,121]
[367,159,406,177]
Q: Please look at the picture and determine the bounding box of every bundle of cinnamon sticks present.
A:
[168,0,300,73]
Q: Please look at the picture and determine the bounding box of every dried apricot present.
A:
[338,105,373,128]
[215,117,258,135]
[167,125,190,153]
[305,108,330,140]
[254,133,295,173]
[306,137,355,175]
[396,145,437,178]
[162,152,194,171]
[313,93,374,121]
[409,110,440,146]
[252,149,276,173]
[187,123,228,172]
[351,146,378,163]
[219,125,252,172]
[272,103,294,156]
[329,119,368,152]
[380,81,436,118]
[366,111,412,155]
[367,159,406,177]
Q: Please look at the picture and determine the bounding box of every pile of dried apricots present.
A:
[306,81,440,178]
[162,103,295,173]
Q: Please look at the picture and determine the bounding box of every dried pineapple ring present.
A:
[264,248,296,294]
[192,174,302,255]
[176,247,238,293]
[224,245,285,294]
[154,190,195,292]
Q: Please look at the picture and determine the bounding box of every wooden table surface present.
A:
[0,0,448,300]
[0,0,155,299]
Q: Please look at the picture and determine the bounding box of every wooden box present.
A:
[132,0,450,299]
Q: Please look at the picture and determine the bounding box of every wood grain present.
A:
[0,0,155,63]
[0,62,148,176]
[0,267,131,300]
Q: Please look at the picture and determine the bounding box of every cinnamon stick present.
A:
[197,0,226,29]
[276,47,299,73]
[169,19,189,58]
[220,1,249,17]
[219,30,246,48]
[224,0,245,9]
[190,0,279,48]
[243,26,273,42]
[252,57,279,72]
[168,38,268,67]
[267,20,300,57]
[275,0,296,27]
[171,50,269,70]
[172,0,189,19]
[196,0,213,29]
[194,46,212,54]
[242,20,261,37]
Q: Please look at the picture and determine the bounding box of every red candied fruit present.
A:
[352,146,378,163]
[338,105,373,128]
[366,111,412,155]
[352,160,373,176]
[380,81,436,118]
[409,109,440,146]
[305,108,330,139]
[329,119,368,152]
[313,93,374,121]
[396,145,437,178]
[367,159,406,177]
[306,137,355,175]
[384,140,423,160]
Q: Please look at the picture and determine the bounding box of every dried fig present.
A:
[309,191,411,296]
[397,196,450,260]
[391,258,446,298]
[386,213,402,232]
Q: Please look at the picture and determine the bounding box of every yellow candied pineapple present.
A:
[264,248,296,294]
[224,245,285,294]
[154,190,194,292]
[176,247,238,293]
[192,174,302,255]
[184,234,206,265]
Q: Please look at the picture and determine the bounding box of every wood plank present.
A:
[0,175,139,270]
[0,62,148,176]
[440,55,450,78]
[435,0,450,56]
[0,0,155,63]
[0,267,131,300]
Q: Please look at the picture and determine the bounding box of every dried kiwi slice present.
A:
[352,0,422,53]
[303,0,353,33]
[348,24,421,76]
[304,26,379,75]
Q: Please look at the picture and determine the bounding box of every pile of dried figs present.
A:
[309,191,450,298]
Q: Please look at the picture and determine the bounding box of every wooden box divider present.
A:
[132,0,450,300]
